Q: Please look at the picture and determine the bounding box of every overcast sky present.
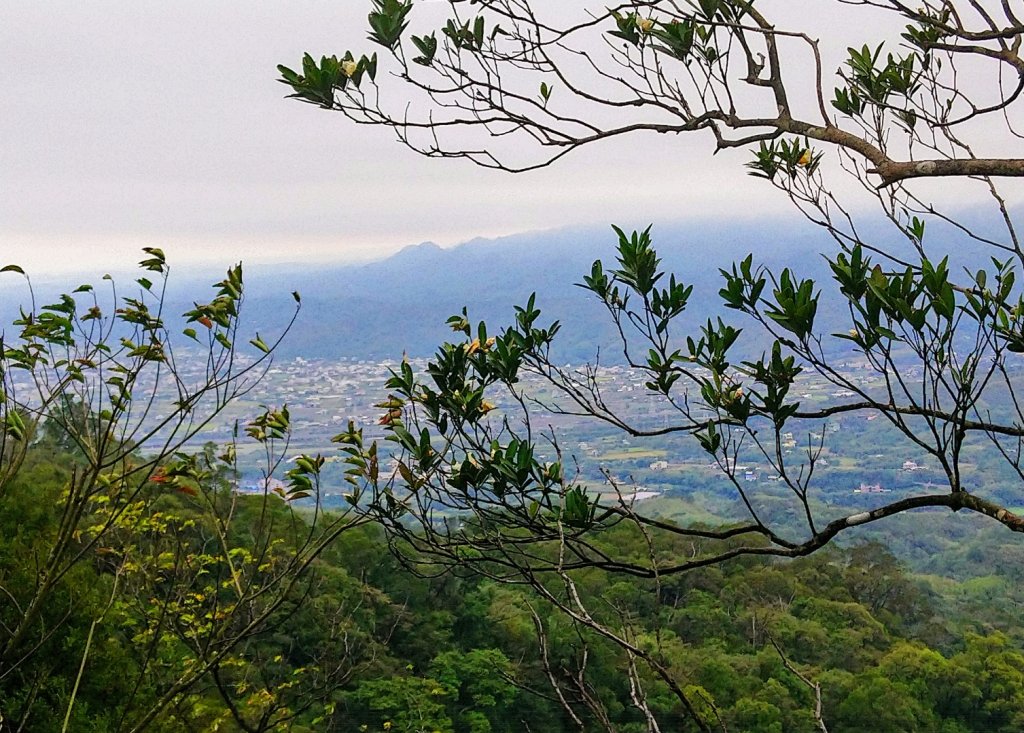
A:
[2,2,1019,278]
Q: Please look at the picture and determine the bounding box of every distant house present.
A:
[237,478,288,496]
[649,460,669,471]
[853,482,891,494]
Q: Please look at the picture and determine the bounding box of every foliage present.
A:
[281,0,1024,728]
[0,254,371,731]
[5,415,1024,730]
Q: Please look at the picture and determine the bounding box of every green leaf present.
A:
[412,33,438,65]
[250,334,271,354]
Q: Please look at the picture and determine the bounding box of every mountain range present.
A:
[2,212,1004,364]
[235,219,839,362]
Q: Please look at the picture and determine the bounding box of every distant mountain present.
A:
[233,220,843,362]
[2,212,1007,364]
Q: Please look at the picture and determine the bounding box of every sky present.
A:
[1,2,1020,278]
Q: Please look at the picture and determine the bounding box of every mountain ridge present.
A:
[2,213,1005,362]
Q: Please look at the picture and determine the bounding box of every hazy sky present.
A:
[1,2,1018,277]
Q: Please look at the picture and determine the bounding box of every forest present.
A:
[3,430,1024,732]
[2,226,1023,731]
[5,0,1024,731]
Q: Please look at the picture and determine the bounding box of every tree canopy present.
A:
[280,1,1023,182]
[0,255,380,730]
[280,2,1024,728]
[280,0,1024,566]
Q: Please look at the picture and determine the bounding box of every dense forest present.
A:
[3,431,1024,732]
